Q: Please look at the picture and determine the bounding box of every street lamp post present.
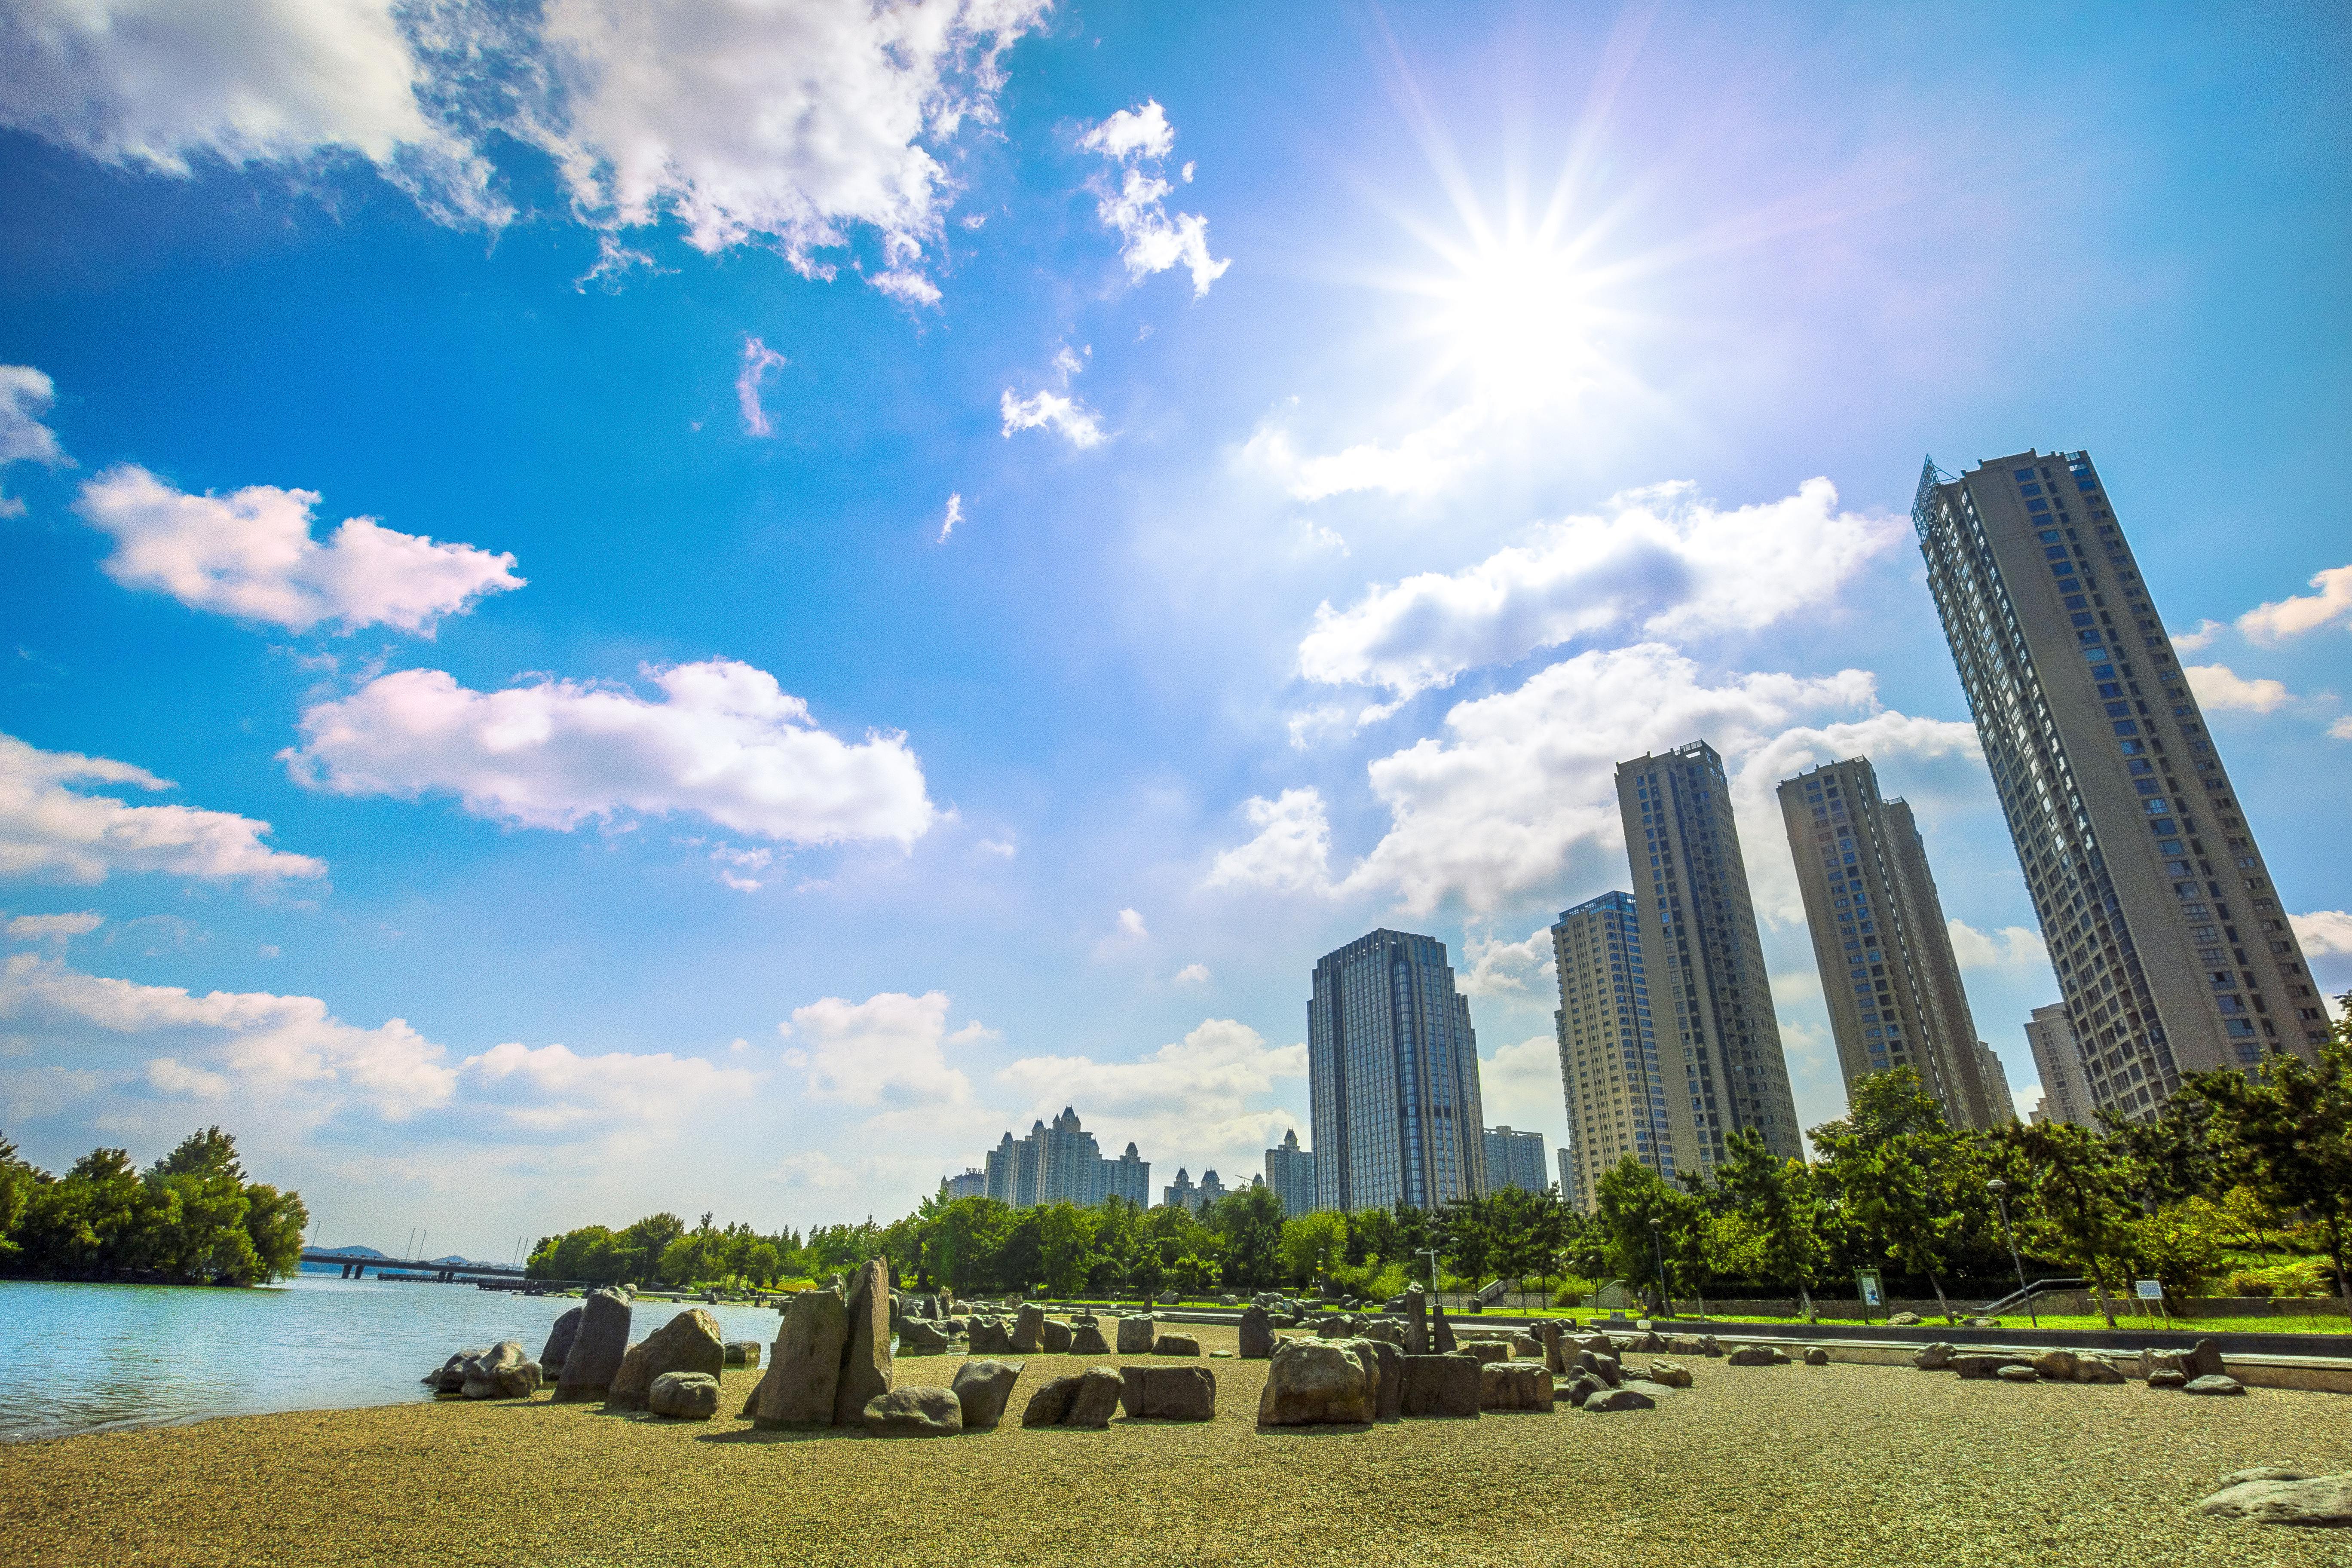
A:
[1648,1219,1670,1318]
[1986,1177,2036,1328]
[1420,1246,1442,1303]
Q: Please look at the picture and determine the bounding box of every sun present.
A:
[1426,236,1609,410]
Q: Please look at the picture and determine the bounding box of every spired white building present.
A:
[980,1107,1151,1209]
[1264,1128,1317,1216]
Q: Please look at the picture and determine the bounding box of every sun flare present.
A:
[1428,239,1608,409]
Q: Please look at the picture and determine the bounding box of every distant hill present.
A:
[308,1245,388,1258]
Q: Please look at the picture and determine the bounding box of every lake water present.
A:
[0,1273,783,1442]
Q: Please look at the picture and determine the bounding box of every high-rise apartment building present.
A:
[2024,1003,2094,1127]
[1197,1170,1228,1208]
[1620,742,1803,1170]
[1481,1127,1549,1193]
[1264,1129,1317,1217]
[1308,929,1489,1213]
[1778,757,1995,1128]
[1162,1168,1196,1211]
[1914,450,2327,1118]
[1973,1041,2016,1123]
[943,1168,986,1201]
[1551,890,1676,1210]
[982,1108,1150,1208]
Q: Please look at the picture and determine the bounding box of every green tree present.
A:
[925,1198,1012,1294]
[1593,1158,1678,1307]
[2191,1012,2352,1317]
[1205,1184,1285,1292]
[241,1183,309,1283]
[2000,1120,2141,1326]
[0,1137,37,1261]
[1279,1211,1347,1287]
[1715,1130,1827,1317]
[1034,1202,1097,1297]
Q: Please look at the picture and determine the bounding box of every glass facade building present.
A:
[1551,890,1674,1210]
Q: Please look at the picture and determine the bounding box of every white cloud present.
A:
[1203,787,1334,897]
[2171,619,2226,654]
[2332,717,2352,743]
[0,0,498,224]
[1457,925,1556,998]
[1477,1033,1566,1147]
[0,365,68,515]
[975,834,1016,858]
[2291,910,2352,956]
[778,990,976,1109]
[1172,962,1211,984]
[1000,387,1107,448]
[735,336,787,437]
[282,657,936,847]
[75,466,523,634]
[0,731,327,886]
[1298,479,1900,698]
[1078,100,1227,297]
[937,492,964,542]
[997,1018,1306,1180]
[1945,919,2047,969]
[2183,664,2292,714]
[771,1150,859,1190]
[1114,907,1149,940]
[6,912,104,941]
[455,1040,752,1138]
[1243,402,1488,502]
[2238,565,2352,643]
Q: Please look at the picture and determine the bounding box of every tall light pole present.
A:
[1986,1178,2035,1328]
[1647,1219,1669,1318]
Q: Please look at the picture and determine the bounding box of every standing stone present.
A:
[1041,1319,1073,1353]
[1480,1363,1555,1412]
[968,1318,1012,1354]
[1121,1365,1217,1420]
[607,1308,726,1411]
[864,1386,963,1436]
[1431,1301,1457,1354]
[834,1259,894,1427]
[900,1319,951,1355]
[754,1288,851,1427]
[2185,1339,2226,1381]
[1011,1303,1047,1354]
[554,1288,632,1402]
[1362,1338,1404,1421]
[1154,1334,1202,1357]
[951,1358,1024,1428]
[1239,1305,1275,1360]
[1115,1315,1158,1354]
[1069,1323,1111,1355]
[647,1372,721,1419]
[1405,1287,1429,1356]
[1064,1367,1126,1427]
[540,1308,583,1375]
[1023,1375,1083,1426]
[1914,1342,1955,1370]
[1540,1320,1566,1375]
[1398,1354,1483,1418]
[1256,1340,1375,1426]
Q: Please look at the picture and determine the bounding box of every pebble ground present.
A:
[4,1323,2349,1567]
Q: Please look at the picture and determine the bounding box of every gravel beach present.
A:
[4,1322,2348,1568]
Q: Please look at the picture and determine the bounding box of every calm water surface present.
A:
[0,1274,781,1442]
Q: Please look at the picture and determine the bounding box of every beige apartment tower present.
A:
[1777,757,1997,1128]
[1620,741,1801,1173]
[1551,891,1677,1212]
[1914,450,2326,1120]
[2024,1003,2094,1127]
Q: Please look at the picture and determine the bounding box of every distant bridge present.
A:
[300,1250,575,1287]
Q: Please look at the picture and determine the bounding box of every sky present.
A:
[2,0,2348,1262]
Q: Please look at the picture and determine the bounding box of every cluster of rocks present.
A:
[1885,1310,2001,1329]
[1906,1335,2240,1393]
[422,1341,543,1400]
[743,1260,895,1427]
[900,1301,1200,1361]
[1253,1318,1692,1424]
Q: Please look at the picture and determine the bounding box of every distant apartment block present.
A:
[1551,890,1675,1211]
[943,1168,986,1201]
[1481,1126,1548,1194]
[1778,757,1996,1128]
[1308,929,1489,1213]
[1162,1168,1195,1211]
[1974,1041,2018,1124]
[982,1107,1150,1208]
[1264,1128,1317,1216]
[2024,1002,2094,1127]
[1620,742,1803,1173]
[1915,449,2324,1120]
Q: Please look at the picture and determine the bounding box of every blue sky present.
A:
[2,0,2346,1258]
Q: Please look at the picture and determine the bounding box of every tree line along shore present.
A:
[0,1126,306,1287]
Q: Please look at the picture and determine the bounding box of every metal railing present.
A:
[1976,1276,2086,1317]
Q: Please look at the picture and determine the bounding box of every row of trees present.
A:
[0,1127,308,1286]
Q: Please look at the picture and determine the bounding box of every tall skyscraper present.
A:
[1777,757,1995,1128]
[1914,450,2327,1118]
[1481,1127,1548,1193]
[1619,741,1802,1172]
[1973,1041,2017,1123]
[980,1108,1149,1208]
[1264,1128,1317,1216]
[1308,929,1489,1213]
[1551,890,1676,1211]
[2024,1002,2094,1127]
[943,1168,986,1200]
[1162,1168,1196,1211]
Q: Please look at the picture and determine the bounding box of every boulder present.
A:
[1700,1335,1724,1357]
[1239,1305,1275,1360]
[1540,1320,1567,1375]
[1964,1315,2000,1328]
[753,1288,851,1428]
[2188,1470,2352,1526]
[1633,1332,1666,1353]
[1460,1340,1514,1365]
[425,1349,480,1393]
[1257,1340,1375,1426]
[1952,1354,2037,1381]
[2184,1374,2246,1396]
[1480,1363,1555,1412]
[1575,1349,1623,1388]
[2148,1369,2188,1389]
[648,1372,720,1420]
[608,1308,725,1411]
[2031,1348,2079,1382]
[1154,1334,1202,1357]
[1668,1335,1706,1356]
[554,1288,633,1402]
[1645,1360,1693,1390]
[1022,1375,1082,1427]
[1011,1304,1046,1354]
[1064,1367,1125,1427]
[968,1319,1014,1354]
[1725,1345,1776,1367]
[1362,1338,1404,1421]
[1997,1365,2039,1383]
[1069,1323,1112,1356]
[1913,1342,1955,1371]
[2075,1356,2127,1385]
[1358,1319,1402,1346]
[539,1308,583,1375]
[723,1340,763,1368]
[1563,1373,1602,1406]
[1887,1311,1923,1327]
[460,1341,539,1400]
[1430,1302,1457,1354]
[1398,1353,1484,1418]
[900,1319,952,1355]
[1405,1288,1429,1355]
[864,1386,963,1437]
[951,1358,1024,1429]
[1583,1387,1656,1412]
[1115,1316,1158,1355]
[1040,1319,1073,1354]
[2186,1339,2227,1380]
[1804,1346,1830,1367]
[1120,1365,1217,1421]
[1511,1335,1545,1359]
[1771,1348,1791,1366]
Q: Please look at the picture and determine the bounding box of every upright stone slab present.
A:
[554,1288,632,1402]
[608,1308,726,1411]
[1540,1320,1566,1375]
[1398,1354,1482,1418]
[1069,1323,1111,1355]
[540,1307,583,1375]
[1040,1319,1073,1354]
[1481,1363,1555,1412]
[1011,1303,1046,1354]
[754,1288,851,1427]
[1239,1305,1274,1359]
[1404,1288,1429,1356]
[1064,1367,1125,1427]
[1022,1375,1083,1427]
[1363,1338,1404,1421]
[951,1358,1024,1428]
[834,1258,894,1427]
[1115,1314,1157,1354]
[1121,1365,1216,1420]
[1256,1339,1374,1426]
[1430,1301,1457,1354]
